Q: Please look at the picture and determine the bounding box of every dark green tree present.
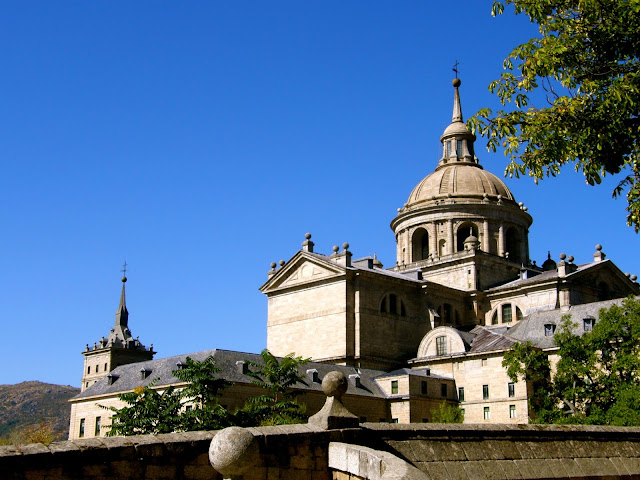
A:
[103,383,183,436]
[502,341,559,423]
[172,356,234,431]
[242,349,310,426]
[503,297,640,425]
[430,400,464,423]
[470,0,640,231]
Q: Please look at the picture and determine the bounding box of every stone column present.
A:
[447,220,454,255]
[483,220,490,252]
[498,225,505,257]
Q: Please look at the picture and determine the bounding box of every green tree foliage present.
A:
[242,349,310,426]
[104,384,183,436]
[430,400,464,423]
[469,0,640,231]
[172,356,234,431]
[503,297,640,425]
[502,341,559,423]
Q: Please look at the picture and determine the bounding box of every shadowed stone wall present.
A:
[3,423,640,480]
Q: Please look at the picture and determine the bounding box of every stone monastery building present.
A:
[69,80,640,439]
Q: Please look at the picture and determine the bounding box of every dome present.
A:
[407,163,515,207]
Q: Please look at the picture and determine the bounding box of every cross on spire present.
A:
[121,261,128,278]
[452,60,460,79]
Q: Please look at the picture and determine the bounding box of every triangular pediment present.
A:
[260,252,346,293]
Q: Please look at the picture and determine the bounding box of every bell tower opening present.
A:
[456,223,478,252]
[412,228,429,262]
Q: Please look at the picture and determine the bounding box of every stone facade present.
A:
[69,79,640,438]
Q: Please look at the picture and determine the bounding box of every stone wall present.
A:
[4,423,640,480]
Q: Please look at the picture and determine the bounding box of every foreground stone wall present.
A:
[3,423,640,480]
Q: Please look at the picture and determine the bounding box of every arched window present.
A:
[438,239,446,256]
[380,293,407,317]
[456,223,478,252]
[412,228,429,262]
[505,227,521,264]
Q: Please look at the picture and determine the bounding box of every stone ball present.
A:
[122,276,127,283]
[559,253,566,260]
[270,262,277,269]
[596,244,602,251]
[278,260,285,267]
[343,242,349,250]
[209,427,260,477]
[332,245,339,253]
[305,233,312,240]
[631,274,638,281]
[322,371,348,399]
[567,255,574,263]
[452,78,461,87]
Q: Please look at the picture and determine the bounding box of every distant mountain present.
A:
[0,381,80,442]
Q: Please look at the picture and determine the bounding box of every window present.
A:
[421,381,427,394]
[544,324,556,336]
[422,418,429,423]
[104,363,107,372]
[389,294,397,315]
[584,318,594,331]
[391,418,399,424]
[460,408,465,419]
[96,364,99,373]
[458,387,465,402]
[85,382,89,388]
[391,380,398,394]
[508,382,515,398]
[483,384,489,400]
[481,358,488,367]
[509,405,516,419]
[502,304,512,324]
[441,384,447,397]
[87,366,90,374]
[483,407,490,420]
[516,306,524,321]
[380,293,406,316]
[79,418,85,438]
[456,140,463,157]
[436,336,447,356]
[491,311,498,325]
[94,417,101,436]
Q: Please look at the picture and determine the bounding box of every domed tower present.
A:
[390,79,533,291]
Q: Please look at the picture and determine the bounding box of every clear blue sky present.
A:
[1,2,637,387]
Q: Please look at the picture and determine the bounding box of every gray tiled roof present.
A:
[468,327,517,353]
[375,368,453,381]
[505,297,635,348]
[72,349,389,401]
[485,261,600,292]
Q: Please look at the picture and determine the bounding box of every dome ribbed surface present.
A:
[408,164,514,205]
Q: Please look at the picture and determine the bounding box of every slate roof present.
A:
[506,297,633,348]
[72,349,389,401]
[467,327,517,353]
[485,261,601,292]
[375,368,453,381]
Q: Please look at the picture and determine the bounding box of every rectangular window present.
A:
[436,336,447,356]
[391,418,399,424]
[460,408,465,419]
[483,407,490,420]
[481,358,488,367]
[422,418,429,423]
[87,366,90,374]
[104,363,108,372]
[483,384,489,400]
[389,294,397,315]
[502,304,512,323]
[441,384,447,397]
[456,140,463,157]
[584,318,594,331]
[391,380,398,394]
[544,324,556,336]
[508,382,515,398]
[94,416,101,436]
[79,418,85,438]
[509,405,516,419]
[96,364,99,373]
[421,381,427,394]
[458,387,465,402]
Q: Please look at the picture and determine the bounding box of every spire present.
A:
[115,274,129,328]
[452,77,463,123]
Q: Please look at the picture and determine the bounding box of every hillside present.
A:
[0,381,79,442]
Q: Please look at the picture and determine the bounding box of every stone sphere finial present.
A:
[332,245,339,253]
[631,274,638,282]
[343,242,349,250]
[305,233,312,240]
[322,371,348,399]
[567,255,574,263]
[270,262,276,269]
[596,244,603,251]
[122,276,127,283]
[452,78,461,87]
[278,260,285,267]
[559,253,567,260]
[209,427,260,477]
